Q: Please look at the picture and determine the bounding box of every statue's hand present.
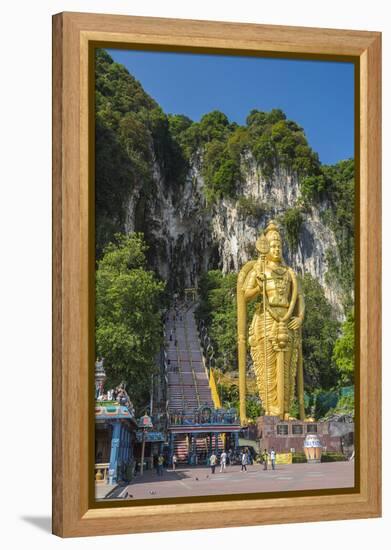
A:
[256,272,265,284]
[288,316,303,330]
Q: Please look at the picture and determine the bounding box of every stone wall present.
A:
[256,416,345,453]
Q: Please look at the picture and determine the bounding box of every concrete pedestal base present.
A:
[256,415,348,454]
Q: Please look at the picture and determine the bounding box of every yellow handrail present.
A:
[184,307,201,406]
[209,368,222,409]
[174,317,185,410]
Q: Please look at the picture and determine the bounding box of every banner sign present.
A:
[276,452,292,464]
[136,431,165,442]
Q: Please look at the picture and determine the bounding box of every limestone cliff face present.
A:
[124,153,345,319]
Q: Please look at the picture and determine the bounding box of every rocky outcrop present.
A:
[124,154,345,319]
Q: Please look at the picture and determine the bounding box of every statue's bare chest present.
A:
[264,266,291,306]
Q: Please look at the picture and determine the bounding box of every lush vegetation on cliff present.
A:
[95,51,354,312]
[96,57,324,216]
[168,107,322,204]
[95,49,187,257]
[322,159,355,312]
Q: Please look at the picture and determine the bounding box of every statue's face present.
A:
[268,239,282,262]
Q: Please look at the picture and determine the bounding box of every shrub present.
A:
[300,174,327,200]
[321,452,346,462]
[280,207,304,250]
[236,196,268,219]
[293,452,346,463]
[292,453,307,463]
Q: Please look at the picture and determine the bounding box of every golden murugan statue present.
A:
[237,220,305,424]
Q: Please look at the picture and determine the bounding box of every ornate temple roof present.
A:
[95,404,137,424]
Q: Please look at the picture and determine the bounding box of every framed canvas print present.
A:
[52,12,381,537]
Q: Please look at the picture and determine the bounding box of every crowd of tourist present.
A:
[163,447,277,475]
[138,446,279,482]
[206,447,277,473]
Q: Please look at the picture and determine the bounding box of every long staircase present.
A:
[172,434,223,465]
[166,303,214,418]
[165,302,223,463]
[172,434,189,463]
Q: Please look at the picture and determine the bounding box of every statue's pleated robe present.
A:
[248,304,300,416]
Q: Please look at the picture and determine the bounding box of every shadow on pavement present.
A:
[103,466,211,498]
[131,466,205,484]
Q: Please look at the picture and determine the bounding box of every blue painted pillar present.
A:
[169,432,174,464]
[127,430,131,462]
[129,431,133,462]
[129,432,134,462]
[130,431,134,462]
[234,432,239,449]
[123,428,128,464]
[190,434,195,465]
[119,424,125,480]
[214,432,219,453]
[120,424,124,460]
[124,429,130,481]
[109,422,121,484]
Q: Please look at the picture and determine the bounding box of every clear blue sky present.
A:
[107,49,354,165]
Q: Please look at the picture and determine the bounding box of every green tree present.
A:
[246,108,322,180]
[227,127,249,159]
[333,312,355,385]
[167,113,193,137]
[252,132,276,178]
[245,396,263,420]
[301,273,340,391]
[326,394,355,418]
[300,174,327,201]
[313,389,339,419]
[196,270,238,370]
[96,233,165,411]
[219,382,239,406]
[280,207,304,250]
[322,159,355,313]
[267,108,287,124]
[218,382,263,421]
[201,140,241,203]
[198,110,230,142]
[246,109,269,130]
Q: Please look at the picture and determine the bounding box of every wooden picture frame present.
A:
[52,11,381,537]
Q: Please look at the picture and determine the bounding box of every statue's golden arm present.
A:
[243,270,261,302]
[287,270,305,330]
[296,291,305,319]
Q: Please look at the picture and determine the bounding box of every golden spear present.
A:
[256,233,270,415]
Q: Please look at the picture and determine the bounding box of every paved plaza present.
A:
[97,461,355,501]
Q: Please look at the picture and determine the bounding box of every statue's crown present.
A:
[255,220,281,254]
[264,219,281,242]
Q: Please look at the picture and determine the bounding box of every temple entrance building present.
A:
[94,360,138,486]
